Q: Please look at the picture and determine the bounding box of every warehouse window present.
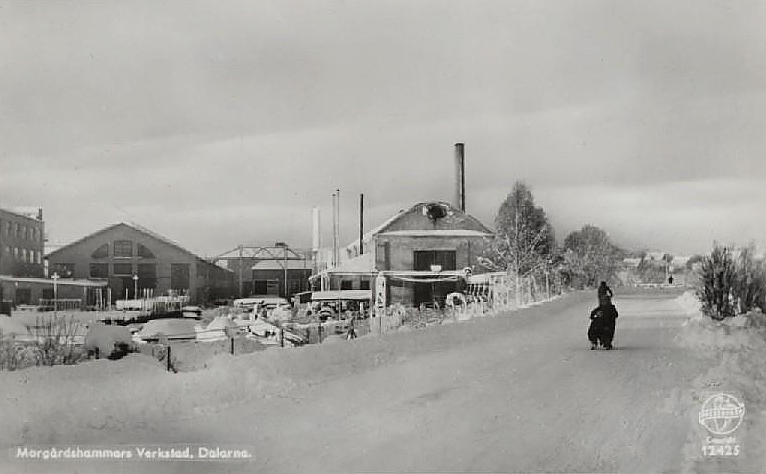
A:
[413,250,457,271]
[91,243,109,259]
[171,263,190,290]
[113,240,133,258]
[137,263,157,289]
[137,243,155,259]
[52,263,74,278]
[113,263,133,275]
[90,263,109,278]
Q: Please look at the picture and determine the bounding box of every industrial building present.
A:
[310,143,494,308]
[45,222,235,304]
[213,243,312,298]
[310,200,492,307]
[0,207,45,278]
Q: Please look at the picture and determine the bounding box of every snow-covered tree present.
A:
[561,224,624,288]
[479,181,556,277]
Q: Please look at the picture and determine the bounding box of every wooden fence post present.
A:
[166,345,172,372]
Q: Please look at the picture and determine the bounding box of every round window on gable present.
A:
[424,203,448,221]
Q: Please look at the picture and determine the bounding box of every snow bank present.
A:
[674,291,766,472]
[0,292,586,449]
[675,289,766,351]
[675,290,701,316]
[0,316,35,342]
[82,323,133,357]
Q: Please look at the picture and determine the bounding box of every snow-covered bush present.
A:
[32,315,84,366]
[0,338,40,371]
[732,243,766,314]
[695,243,766,319]
[695,244,738,319]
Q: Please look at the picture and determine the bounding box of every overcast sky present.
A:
[1,0,764,257]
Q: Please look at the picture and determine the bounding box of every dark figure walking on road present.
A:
[597,281,613,306]
[346,313,357,340]
[588,302,619,350]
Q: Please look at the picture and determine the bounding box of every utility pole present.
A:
[52,272,59,317]
[335,189,340,266]
[284,245,288,298]
[359,193,364,255]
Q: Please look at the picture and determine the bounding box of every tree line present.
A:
[479,181,626,289]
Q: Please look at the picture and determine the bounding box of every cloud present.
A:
[1,1,765,256]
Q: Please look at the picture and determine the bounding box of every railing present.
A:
[37,299,82,312]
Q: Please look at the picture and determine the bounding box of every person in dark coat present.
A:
[597,281,613,306]
[588,302,619,350]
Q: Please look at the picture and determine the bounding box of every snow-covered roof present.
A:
[343,201,492,255]
[311,290,372,301]
[377,230,492,237]
[45,222,232,273]
[343,208,409,255]
[0,275,108,287]
[328,253,375,273]
[1,206,43,221]
[251,259,312,271]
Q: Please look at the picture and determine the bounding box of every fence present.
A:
[114,295,190,315]
[37,299,82,312]
[366,271,566,336]
[467,270,564,311]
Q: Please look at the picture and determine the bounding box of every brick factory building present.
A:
[311,201,493,307]
[45,222,235,304]
[0,207,45,278]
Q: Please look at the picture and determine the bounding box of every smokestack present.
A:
[331,193,338,267]
[454,143,465,211]
[311,207,321,252]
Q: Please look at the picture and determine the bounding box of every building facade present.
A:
[251,259,313,298]
[312,201,493,307]
[213,244,311,298]
[0,207,45,278]
[45,222,234,304]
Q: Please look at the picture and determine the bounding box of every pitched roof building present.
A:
[311,201,493,308]
[46,222,234,304]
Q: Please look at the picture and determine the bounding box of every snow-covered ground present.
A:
[673,291,766,473]
[1,289,764,473]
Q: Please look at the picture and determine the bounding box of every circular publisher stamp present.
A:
[698,392,745,457]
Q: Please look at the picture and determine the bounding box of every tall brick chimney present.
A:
[454,143,465,212]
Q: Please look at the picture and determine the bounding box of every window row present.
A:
[1,220,43,242]
[2,245,42,264]
[91,241,155,259]
[89,262,158,278]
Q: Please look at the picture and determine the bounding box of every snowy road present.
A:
[5,290,712,473]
